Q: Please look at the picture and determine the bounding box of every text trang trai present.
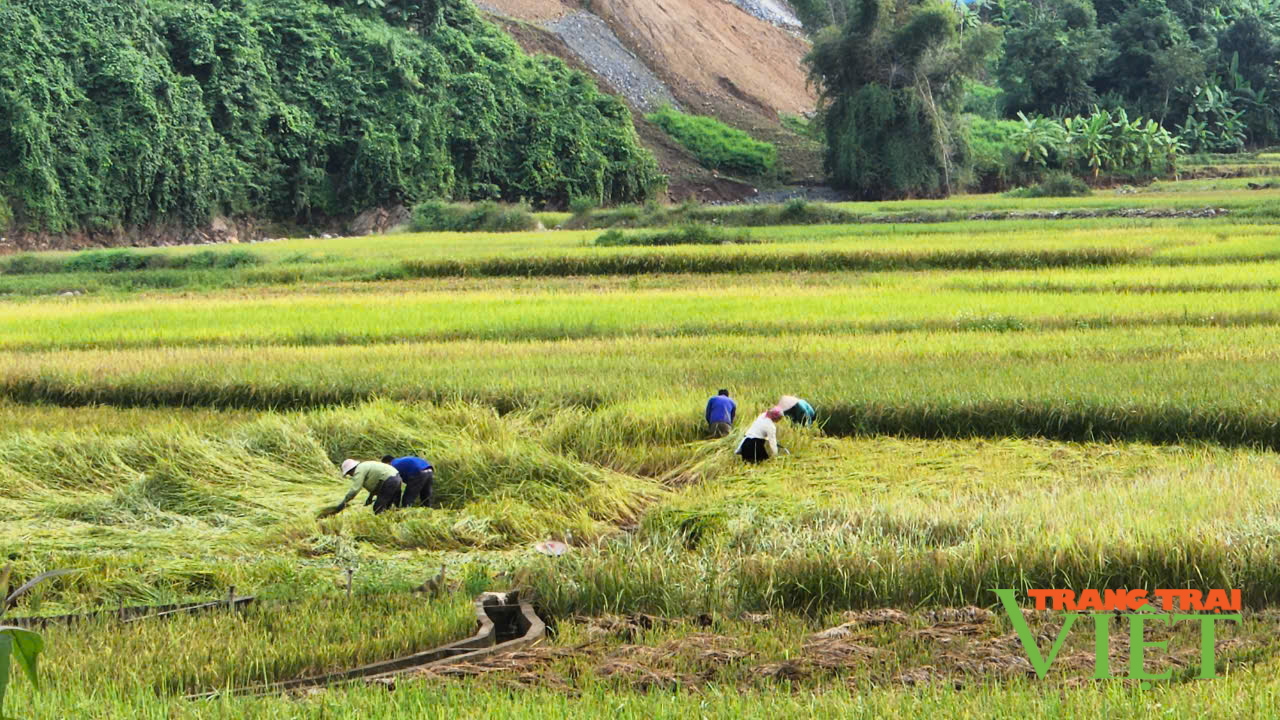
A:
[992,588,1243,685]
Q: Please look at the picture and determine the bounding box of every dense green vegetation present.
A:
[802,0,1280,196]
[1003,172,1093,197]
[963,107,1187,192]
[992,0,1280,151]
[409,201,538,233]
[593,225,754,247]
[645,107,777,176]
[0,0,659,235]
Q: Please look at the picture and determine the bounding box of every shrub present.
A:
[0,197,11,233]
[806,0,1000,199]
[1004,172,1093,198]
[968,108,1182,191]
[789,0,850,33]
[962,81,1003,119]
[965,116,1034,192]
[4,249,263,275]
[64,250,152,273]
[179,249,262,270]
[561,200,860,230]
[409,201,538,233]
[593,224,755,247]
[781,114,823,141]
[646,107,777,176]
[1,255,60,275]
[780,198,811,222]
[568,196,598,218]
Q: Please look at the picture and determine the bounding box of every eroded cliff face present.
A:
[478,0,820,201]
[480,0,814,118]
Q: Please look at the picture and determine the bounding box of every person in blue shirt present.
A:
[381,455,435,508]
[705,389,737,437]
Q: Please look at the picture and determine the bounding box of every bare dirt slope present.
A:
[480,0,820,200]
[589,0,814,119]
[485,0,814,119]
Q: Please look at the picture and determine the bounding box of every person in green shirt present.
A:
[335,459,403,515]
[778,396,816,426]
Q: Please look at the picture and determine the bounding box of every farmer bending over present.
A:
[336,459,402,515]
[778,395,816,426]
[705,388,737,438]
[382,455,435,508]
[736,407,783,463]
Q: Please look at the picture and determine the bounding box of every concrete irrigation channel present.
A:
[6,594,256,628]
[190,591,546,699]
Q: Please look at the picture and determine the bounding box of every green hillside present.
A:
[0,0,660,235]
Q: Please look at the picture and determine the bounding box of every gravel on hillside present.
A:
[724,0,803,30]
[546,12,679,113]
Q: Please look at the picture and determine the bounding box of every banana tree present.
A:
[1107,107,1142,171]
[1163,132,1188,177]
[1181,84,1248,153]
[0,566,76,716]
[0,626,41,720]
[1066,109,1113,180]
[1134,119,1165,172]
[1011,112,1066,168]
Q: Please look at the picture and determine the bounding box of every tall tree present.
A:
[1218,13,1280,90]
[1095,0,1205,116]
[995,0,1110,116]
[806,0,999,199]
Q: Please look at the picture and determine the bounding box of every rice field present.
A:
[5,189,1280,717]
[5,214,1280,296]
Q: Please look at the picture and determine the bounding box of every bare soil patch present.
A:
[482,0,815,118]
[391,607,1274,694]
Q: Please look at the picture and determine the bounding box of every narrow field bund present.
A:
[561,191,1280,229]
[394,249,1280,279]
[949,280,1280,293]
